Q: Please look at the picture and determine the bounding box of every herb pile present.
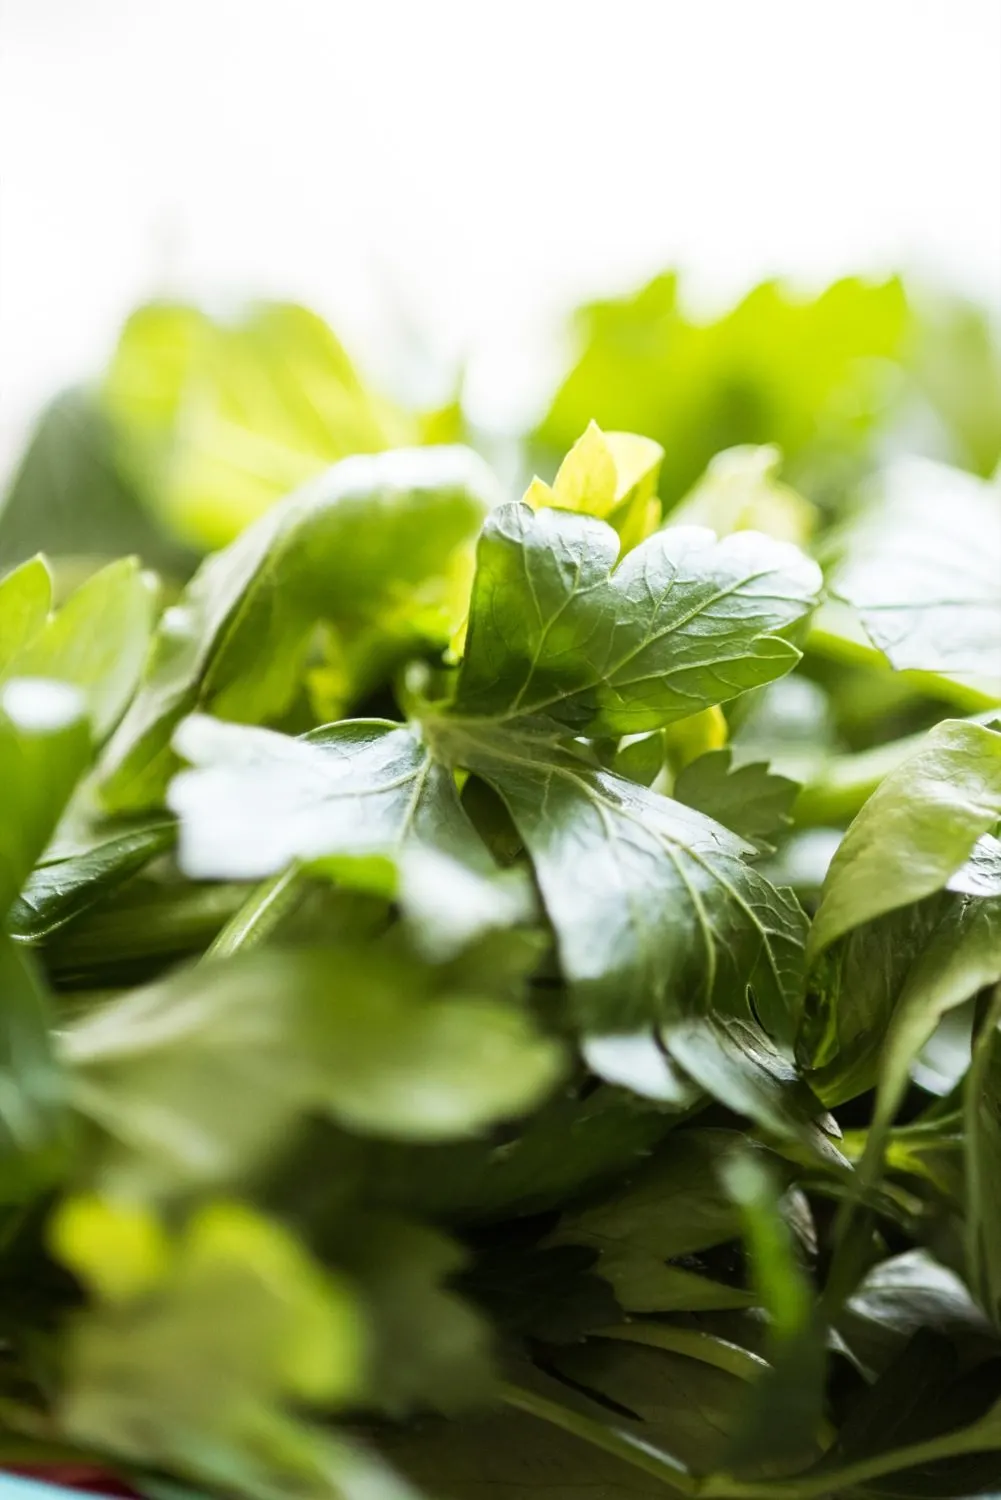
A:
[1,275,1000,1500]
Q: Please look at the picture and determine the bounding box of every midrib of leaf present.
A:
[490,557,800,729]
[427,718,791,1012]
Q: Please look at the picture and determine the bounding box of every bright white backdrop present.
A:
[1,0,999,459]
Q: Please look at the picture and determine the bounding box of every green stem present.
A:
[700,1420,994,1499]
[592,1324,768,1383]
[500,1382,696,1496]
[793,707,1000,827]
[205,866,303,959]
[806,618,1000,715]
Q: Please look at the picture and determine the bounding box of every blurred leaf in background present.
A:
[100,301,422,550]
[536,274,911,509]
[535,273,1001,512]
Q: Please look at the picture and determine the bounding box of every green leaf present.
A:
[306,1212,493,1417]
[13,559,158,739]
[52,1197,366,1485]
[808,719,1001,962]
[378,1386,683,1499]
[718,1150,825,1473]
[0,677,91,916]
[8,818,175,941]
[169,714,534,961]
[582,1033,702,1110]
[537,273,909,506]
[661,1016,847,1169]
[454,736,807,1039]
[834,459,1001,695]
[62,946,564,1193]
[0,936,67,1202]
[542,1335,754,1477]
[549,1129,778,1314]
[672,748,799,854]
[99,445,499,811]
[869,892,1001,1148]
[0,556,52,675]
[452,502,821,737]
[101,300,419,550]
[0,390,194,576]
[836,1250,995,1381]
[668,445,816,547]
[348,1085,682,1226]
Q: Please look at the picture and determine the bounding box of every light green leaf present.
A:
[99,445,499,811]
[53,1197,366,1482]
[669,445,816,547]
[0,556,52,675]
[102,299,419,550]
[453,735,806,1040]
[672,748,799,854]
[14,558,158,739]
[808,719,1001,962]
[0,390,194,576]
[62,947,564,1193]
[549,419,619,516]
[452,503,821,738]
[0,677,91,916]
[537,272,909,506]
[834,459,1001,695]
[170,715,489,879]
[8,817,175,940]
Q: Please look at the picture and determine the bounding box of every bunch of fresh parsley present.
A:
[0,276,1000,1500]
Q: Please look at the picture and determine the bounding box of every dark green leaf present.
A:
[965,983,1001,1328]
[672,748,799,854]
[661,1016,847,1169]
[549,1129,779,1313]
[0,937,67,1202]
[452,502,821,737]
[453,733,807,1040]
[8,818,175,941]
[718,1150,825,1473]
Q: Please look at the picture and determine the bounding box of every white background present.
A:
[1,0,1000,464]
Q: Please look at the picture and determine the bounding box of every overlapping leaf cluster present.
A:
[0,276,999,1500]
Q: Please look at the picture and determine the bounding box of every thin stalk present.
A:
[806,619,1000,715]
[205,866,304,959]
[701,1420,996,1499]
